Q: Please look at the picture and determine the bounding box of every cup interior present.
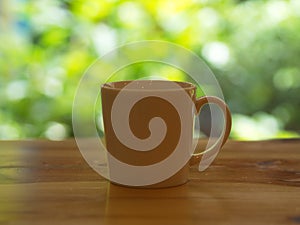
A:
[102,80,195,91]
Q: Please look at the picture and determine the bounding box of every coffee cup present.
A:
[101,80,231,188]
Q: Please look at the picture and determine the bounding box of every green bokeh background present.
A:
[0,0,299,140]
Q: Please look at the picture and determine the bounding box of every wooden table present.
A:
[0,139,299,225]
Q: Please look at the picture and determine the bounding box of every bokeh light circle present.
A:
[72,40,226,186]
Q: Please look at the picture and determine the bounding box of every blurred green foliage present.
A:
[0,0,299,140]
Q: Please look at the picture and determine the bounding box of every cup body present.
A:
[101,80,197,188]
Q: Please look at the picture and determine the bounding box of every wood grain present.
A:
[0,139,299,225]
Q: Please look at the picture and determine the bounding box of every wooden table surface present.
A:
[0,139,299,225]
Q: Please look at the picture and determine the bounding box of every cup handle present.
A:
[189,96,232,166]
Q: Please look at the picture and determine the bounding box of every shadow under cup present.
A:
[101,80,231,188]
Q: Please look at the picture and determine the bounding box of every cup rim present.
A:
[101,80,196,92]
